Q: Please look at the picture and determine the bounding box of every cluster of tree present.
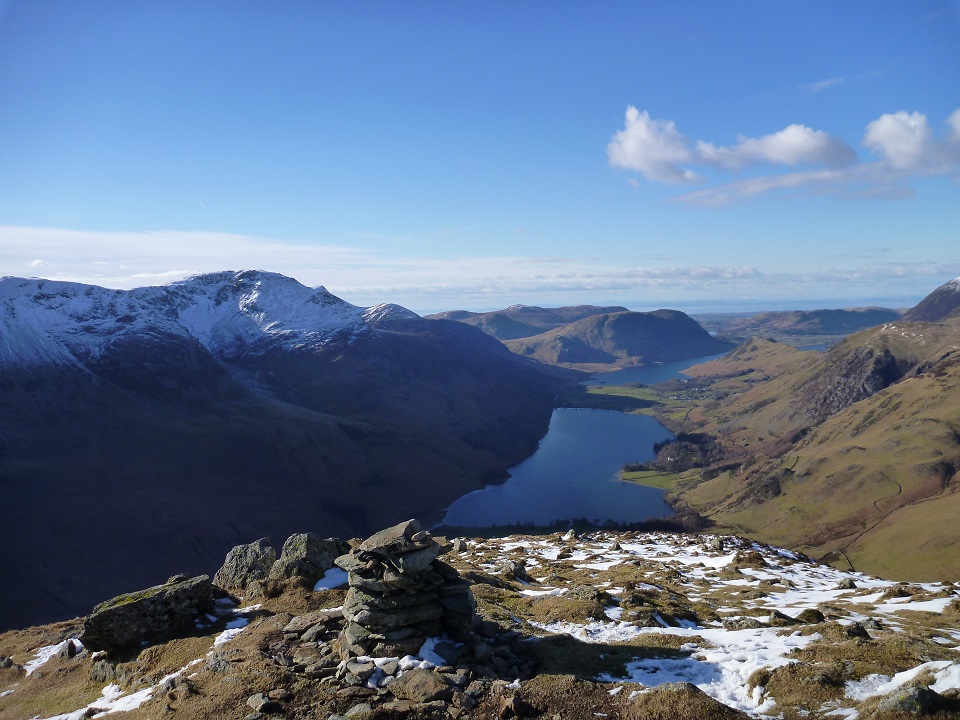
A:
[625,432,724,474]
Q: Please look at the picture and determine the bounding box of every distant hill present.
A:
[0,271,573,631]
[903,276,960,322]
[694,307,902,345]
[505,310,735,369]
[426,304,629,340]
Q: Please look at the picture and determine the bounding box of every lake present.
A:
[437,354,717,529]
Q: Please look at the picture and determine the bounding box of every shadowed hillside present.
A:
[0,273,576,631]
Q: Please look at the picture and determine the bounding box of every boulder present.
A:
[79,575,212,653]
[389,668,453,703]
[213,538,276,592]
[875,682,941,715]
[268,533,349,583]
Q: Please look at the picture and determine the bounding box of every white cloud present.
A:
[613,107,960,205]
[948,109,960,141]
[606,107,702,184]
[863,111,934,170]
[697,124,857,170]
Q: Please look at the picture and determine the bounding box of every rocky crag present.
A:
[4,524,960,719]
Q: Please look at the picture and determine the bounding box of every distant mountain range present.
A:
[429,305,732,368]
[0,271,572,630]
[426,304,630,341]
[694,307,903,343]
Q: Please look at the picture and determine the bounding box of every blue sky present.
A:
[1,1,958,314]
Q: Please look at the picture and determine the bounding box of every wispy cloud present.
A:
[798,76,845,93]
[609,106,960,205]
[1,226,952,312]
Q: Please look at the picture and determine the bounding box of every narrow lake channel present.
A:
[437,354,723,529]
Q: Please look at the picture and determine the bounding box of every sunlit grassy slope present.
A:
[647,320,960,581]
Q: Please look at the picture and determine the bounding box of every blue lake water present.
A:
[591,353,727,386]
[438,354,718,529]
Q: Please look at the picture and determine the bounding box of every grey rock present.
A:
[845,621,871,639]
[358,519,430,555]
[395,543,446,575]
[796,608,826,624]
[432,560,462,582]
[345,661,376,681]
[79,575,213,653]
[433,641,462,665]
[472,640,493,662]
[345,570,419,594]
[57,639,79,659]
[876,682,941,715]
[722,617,767,630]
[837,577,857,590]
[246,692,281,713]
[214,538,276,592]
[269,533,349,583]
[300,624,328,643]
[345,587,438,613]
[350,600,444,630]
[282,610,330,635]
[90,658,116,683]
[205,651,233,674]
[498,559,529,582]
[768,609,799,627]
[384,626,418,640]
[388,668,453,703]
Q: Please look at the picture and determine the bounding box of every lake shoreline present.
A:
[434,354,723,534]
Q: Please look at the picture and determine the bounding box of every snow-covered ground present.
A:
[0,270,419,366]
[10,530,960,719]
[468,531,960,717]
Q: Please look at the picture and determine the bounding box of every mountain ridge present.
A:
[505,309,735,368]
[425,304,630,340]
[902,276,960,322]
[0,270,420,367]
[0,271,575,632]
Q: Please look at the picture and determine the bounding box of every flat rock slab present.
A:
[358,519,430,556]
[388,668,453,703]
[79,575,212,653]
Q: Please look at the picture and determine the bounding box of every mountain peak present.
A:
[0,271,420,366]
[902,275,960,322]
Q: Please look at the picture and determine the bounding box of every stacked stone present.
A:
[334,519,476,659]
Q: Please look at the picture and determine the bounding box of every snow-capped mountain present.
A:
[0,272,570,633]
[0,270,417,367]
[903,275,960,322]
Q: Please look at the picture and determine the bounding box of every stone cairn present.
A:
[334,519,476,659]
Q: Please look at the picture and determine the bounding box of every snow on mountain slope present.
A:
[0,270,415,366]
